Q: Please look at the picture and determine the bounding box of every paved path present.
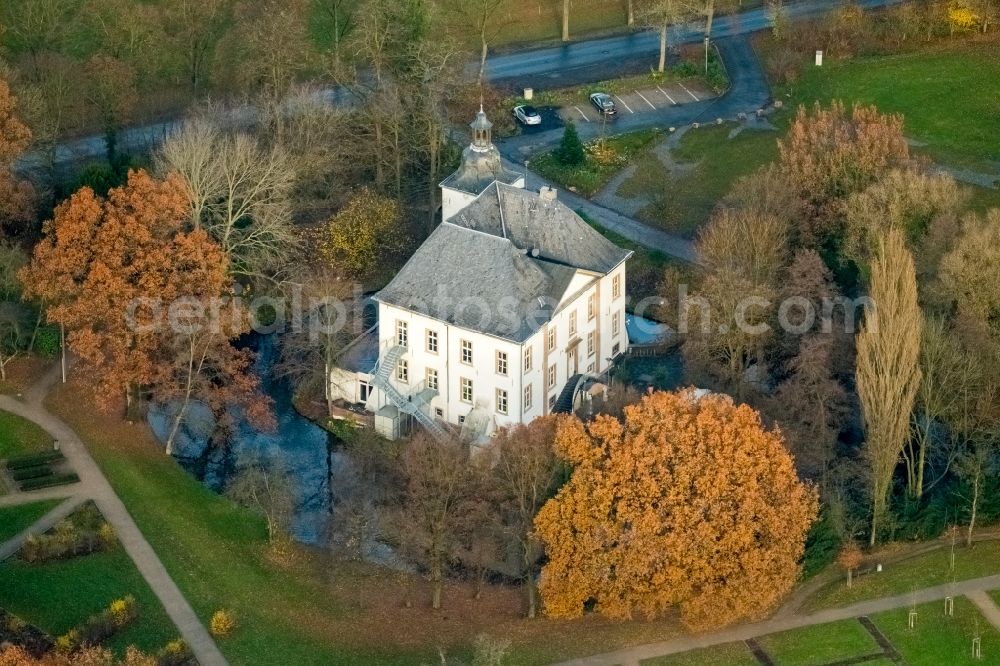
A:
[967,590,1000,631]
[504,156,699,263]
[0,495,87,560]
[0,484,81,508]
[552,574,1000,665]
[0,365,228,666]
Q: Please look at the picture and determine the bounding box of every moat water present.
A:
[148,334,338,545]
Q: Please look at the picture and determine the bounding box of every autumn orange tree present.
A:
[534,389,818,630]
[0,77,36,238]
[20,170,270,439]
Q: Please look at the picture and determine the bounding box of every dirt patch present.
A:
[0,357,53,396]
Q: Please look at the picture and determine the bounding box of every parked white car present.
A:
[513,105,542,125]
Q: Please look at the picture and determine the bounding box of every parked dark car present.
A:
[589,92,617,116]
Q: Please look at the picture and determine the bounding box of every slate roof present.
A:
[447,182,631,274]
[375,184,631,343]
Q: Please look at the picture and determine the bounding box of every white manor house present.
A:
[330,109,634,441]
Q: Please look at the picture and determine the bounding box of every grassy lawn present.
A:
[641,642,758,665]
[0,533,180,656]
[533,128,663,196]
[782,39,1000,169]
[44,374,697,666]
[0,499,62,541]
[873,597,1000,665]
[804,539,1000,612]
[617,122,783,238]
[0,410,54,459]
[758,619,879,665]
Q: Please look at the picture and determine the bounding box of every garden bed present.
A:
[531,128,662,197]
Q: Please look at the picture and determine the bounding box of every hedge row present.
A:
[21,518,114,563]
[5,451,63,470]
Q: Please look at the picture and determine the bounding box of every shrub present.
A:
[75,596,138,647]
[670,60,699,78]
[555,122,585,166]
[19,515,114,563]
[32,325,61,359]
[209,610,237,637]
[55,629,81,653]
[98,523,116,549]
[156,639,194,666]
[109,596,138,627]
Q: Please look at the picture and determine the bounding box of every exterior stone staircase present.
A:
[371,344,449,441]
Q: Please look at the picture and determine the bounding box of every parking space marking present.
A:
[614,95,634,114]
[657,86,677,105]
[678,82,700,102]
[573,105,591,122]
[635,90,657,110]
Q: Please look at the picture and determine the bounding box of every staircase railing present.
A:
[370,342,448,441]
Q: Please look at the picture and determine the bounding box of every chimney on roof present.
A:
[539,186,557,202]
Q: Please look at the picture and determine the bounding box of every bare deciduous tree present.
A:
[636,0,700,72]
[493,416,562,618]
[388,433,477,610]
[157,116,299,283]
[227,451,297,554]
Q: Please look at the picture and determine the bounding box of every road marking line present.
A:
[614,95,634,114]
[573,105,590,122]
[678,82,700,102]
[657,86,677,105]
[635,90,657,110]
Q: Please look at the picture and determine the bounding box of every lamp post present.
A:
[704,36,710,75]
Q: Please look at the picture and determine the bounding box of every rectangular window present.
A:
[461,377,473,403]
[547,327,556,352]
[523,345,533,373]
[523,383,533,411]
[569,310,577,336]
[396,359,408,383]
[612,311,621,337]
[396,320,408,347]
[587,362,595,373]
[612,274,622,299]
[587,331,595,357]
[496,388,508,415]
[496,350,508,376]
[547,364,557,389]
[587,293,596,320]
[425,367,438,391]
[548,394,557,409]
[612,342,620,356]
[426,329,438,354]
[461,339,473,365]
[435,407,444,418]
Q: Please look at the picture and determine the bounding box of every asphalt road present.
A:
[20,0,904,172]
[496,33,773,161]
[486,0,904,89]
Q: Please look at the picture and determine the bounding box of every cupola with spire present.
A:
[439,106,525,222]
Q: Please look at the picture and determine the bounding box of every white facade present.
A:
[365,262,628,435]
[330,108,631,440]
